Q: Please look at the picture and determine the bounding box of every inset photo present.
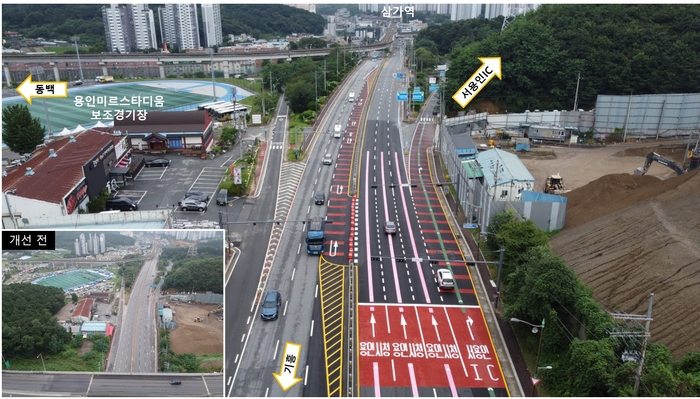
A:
[1,229,224,397]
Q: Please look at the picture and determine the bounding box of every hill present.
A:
[550,171,700,359]
[435,4,700,113]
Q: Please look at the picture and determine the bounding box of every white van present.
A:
[333,125,343,138]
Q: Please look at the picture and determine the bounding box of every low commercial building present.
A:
[71,298,94,324]
[113,111,214,154]
[475,148,535,201]
[79,321,111,337]
[2,129,132,227]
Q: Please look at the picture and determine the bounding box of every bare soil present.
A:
[168,302,223,365]
[512,139,699,359]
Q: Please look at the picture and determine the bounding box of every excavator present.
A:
[634,146,700,176]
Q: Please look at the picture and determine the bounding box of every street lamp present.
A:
[37,353,46,372]
[208,48,216,101]
[71,36,84,82]
[510,317,546,396]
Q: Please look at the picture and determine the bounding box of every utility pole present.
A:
[607,293,655,396]
[493,248,505,309]
[209,48,216,101]
[573,71,581,111]
[623,91,633,143]
[324,58,327,92]
[72,36,84,82]
[315,70,318,112]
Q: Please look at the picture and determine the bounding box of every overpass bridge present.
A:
[2,28,397,85]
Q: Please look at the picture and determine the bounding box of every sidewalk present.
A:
[430,150,534,397]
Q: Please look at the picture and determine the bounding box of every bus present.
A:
[197,101,228,112]
[210,104,249,122]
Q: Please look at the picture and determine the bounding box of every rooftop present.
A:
[3,129,118,205]
[475,148,535,187]
[112,110,211,134]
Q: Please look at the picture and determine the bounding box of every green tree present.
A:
[2,104,46,154]
[567,338,619,396]
[71,293,79,303]
[286,80,315,114]
[219,126,238,145]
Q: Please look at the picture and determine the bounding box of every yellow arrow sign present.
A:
[272,342,303,391]
[16,75,68,105]
[452,57,502,108]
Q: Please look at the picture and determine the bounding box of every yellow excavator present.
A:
[544,173,570,194]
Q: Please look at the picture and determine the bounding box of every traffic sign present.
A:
[412,92,424,102]
[397,91,408,101]
[396,73,404,79]
[463,223,479,229]
[429,84,439,93]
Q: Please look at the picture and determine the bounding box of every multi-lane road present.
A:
[225,39,511,397]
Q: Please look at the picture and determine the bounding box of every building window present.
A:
[169,138,183,149]
[500,190,508,198]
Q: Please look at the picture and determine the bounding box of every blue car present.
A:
[260,290,281,320]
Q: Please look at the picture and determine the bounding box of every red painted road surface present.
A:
[359,303,506,395]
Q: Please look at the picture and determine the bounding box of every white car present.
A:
[323,153,333,165]
[436,269,454,289]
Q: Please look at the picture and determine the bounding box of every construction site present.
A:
[519,138,699,359]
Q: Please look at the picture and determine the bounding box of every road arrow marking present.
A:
[466,316,475,341]
[370,313,376,338]
[16,75,68,105]
[401,314,408,339]
[336,185,343,195]
[329,240,338,257]
[452,57,502,108]
[272,342,303,391]
[432,315,441,341]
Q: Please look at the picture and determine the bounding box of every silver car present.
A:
[323,153,333,165]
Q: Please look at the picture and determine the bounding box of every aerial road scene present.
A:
[3,3,700,398]
[1,230,224,396]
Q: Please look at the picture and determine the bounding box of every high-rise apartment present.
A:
[102,4,157,53]
[200,4,223,47]
[158,4,201,51]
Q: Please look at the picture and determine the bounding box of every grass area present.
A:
[197,353,224,372]
[6,348,101,372]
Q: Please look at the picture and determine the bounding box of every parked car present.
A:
[72,80,83,86]
[384,221,396,234]
[260,290,282,320]
[184,190,210,202]
[216,189,228,205]
[179,198,207,212]
[105,197,138,211]
[436,269,455,289]
[145,158,170,167]
[314,191,325,205]
[322,153,333,165]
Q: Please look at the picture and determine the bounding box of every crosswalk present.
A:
[269,144,284,150]
[418,117,436,123]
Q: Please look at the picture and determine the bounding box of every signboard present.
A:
[412,92,424,102]
[396,73,404,79]
[429,77,436,84]
[429,84,439,93]
[233,167,242,184]
[64,180,88,215]
[252,114,262,124]
[413,86,421,92]
[440,70,446,77]
[463,223,479,229]
[397,91,408,101]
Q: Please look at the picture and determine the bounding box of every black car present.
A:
[314,191,325,205]
[179,198,207,212]
[72,80,83,86]
[105,197,138,211]
[145,158,170,167]
[170,379,181,385]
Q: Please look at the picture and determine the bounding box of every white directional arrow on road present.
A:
[370,313,376,338]
[329,240,338,257]
[401,314,408,339]
[466,316,475,341]
[432,315,441,342]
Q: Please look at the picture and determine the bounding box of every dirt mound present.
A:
[614,144,687,163]
[551,170,700,359]
[169,303,223,355]
[562,171,698,230]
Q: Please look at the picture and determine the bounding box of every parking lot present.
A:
[111,154,229,220]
